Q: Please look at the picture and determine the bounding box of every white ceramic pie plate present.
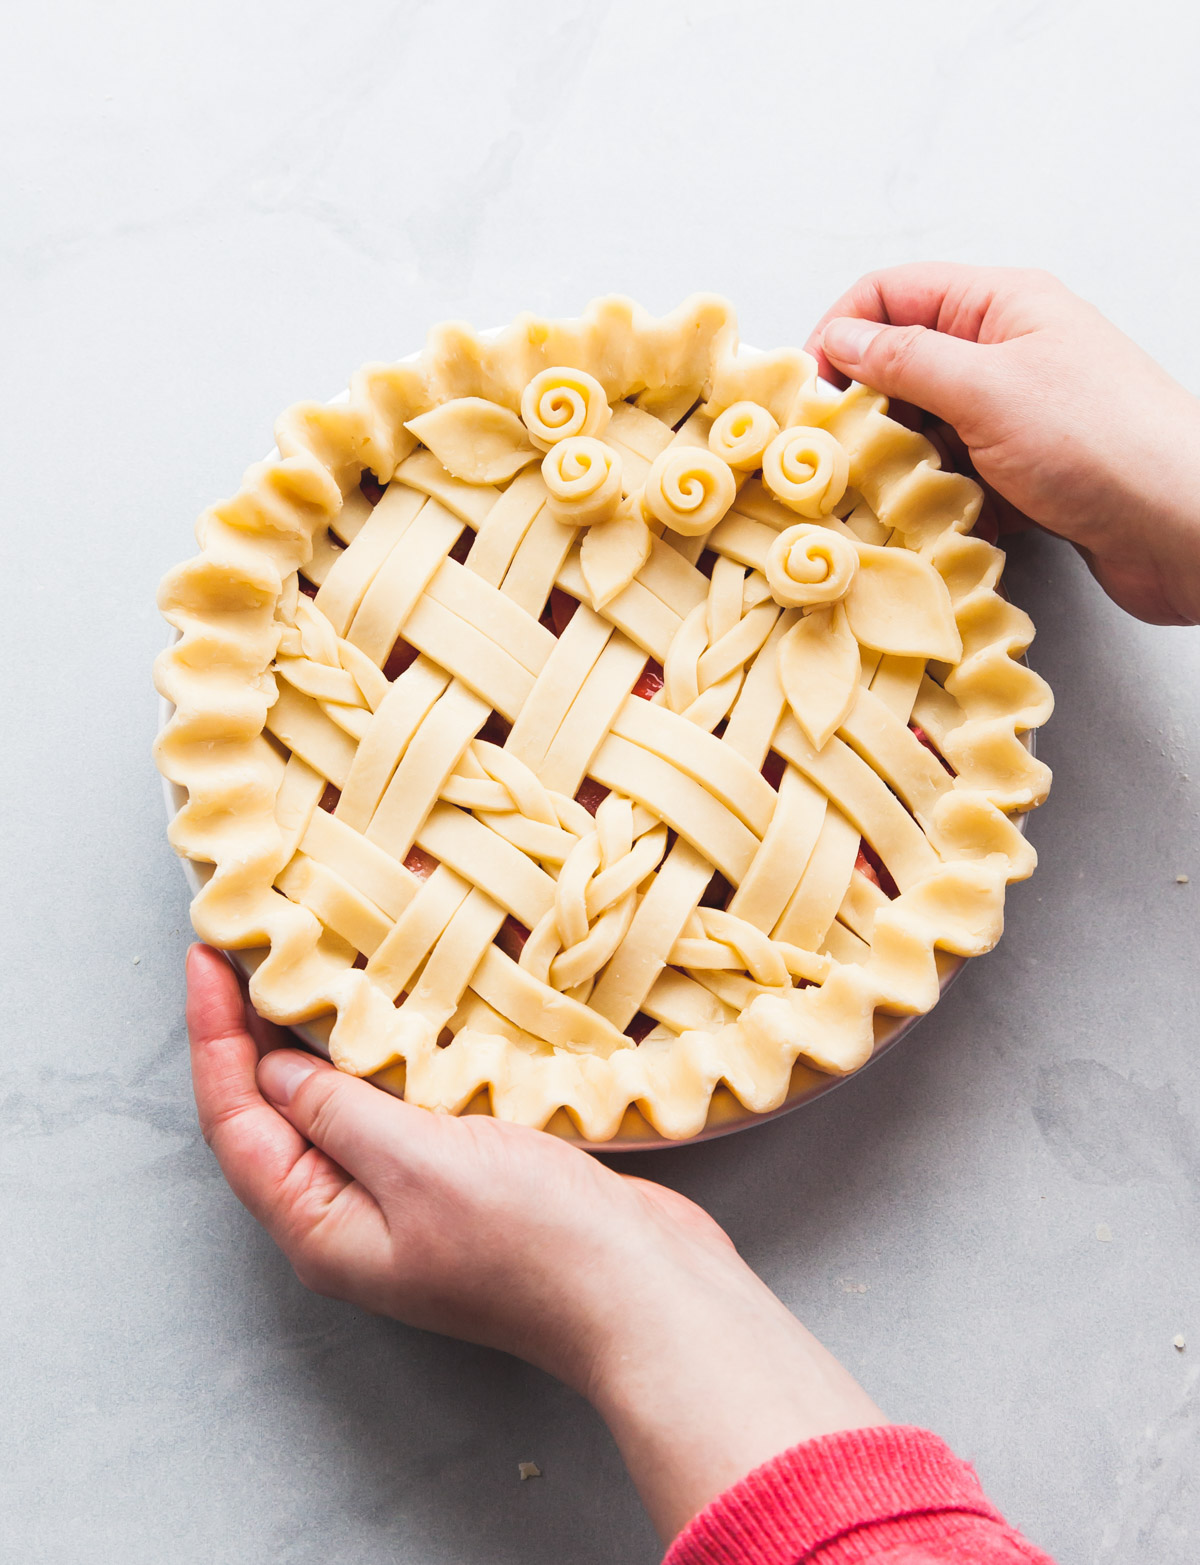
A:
[158,336,1029,1151]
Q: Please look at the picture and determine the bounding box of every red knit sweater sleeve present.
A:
[662,1425,1056,1565]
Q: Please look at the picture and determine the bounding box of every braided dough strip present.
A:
[155,296,1052,1140]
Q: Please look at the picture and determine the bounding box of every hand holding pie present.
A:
[810,262,1200,625]
[186,942,885,1541]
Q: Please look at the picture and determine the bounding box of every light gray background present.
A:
[3,2,1199,1561]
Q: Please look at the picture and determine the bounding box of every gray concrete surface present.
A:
[3,3,1199,1561]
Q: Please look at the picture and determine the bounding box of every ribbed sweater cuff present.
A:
[662,1424,1010,1565]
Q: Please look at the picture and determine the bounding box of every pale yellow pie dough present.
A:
[155,295,1053,1142]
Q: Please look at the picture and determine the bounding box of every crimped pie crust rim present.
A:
[153,296,1052,1143]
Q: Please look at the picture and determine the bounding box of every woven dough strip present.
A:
[155,295,1052,1142]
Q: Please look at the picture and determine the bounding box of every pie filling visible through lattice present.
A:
[155,296,1053,1142]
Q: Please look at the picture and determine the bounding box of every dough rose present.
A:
[520,367,612,450]
[708,400,780,471]
[762,425,849,517]
[643,447,736,536]
[765,523,859,607]
[542,436,623,525]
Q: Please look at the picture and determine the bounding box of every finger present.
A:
[818,317,1000,428]
[805,261,999,367]
[187,945,353,1233]
[807,263,961,380]
[808,263,1072,387]
[257,1046,441,1192]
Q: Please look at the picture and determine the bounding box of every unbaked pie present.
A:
[155,296,1052,1141]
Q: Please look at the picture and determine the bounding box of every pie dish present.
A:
[154,295,1053,1143]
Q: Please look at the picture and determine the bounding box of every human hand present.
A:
[808,263,1200,626]
[187,943,884,1539]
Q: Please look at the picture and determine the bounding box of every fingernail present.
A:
[259,1051,318,1106]
[820,317,885,368]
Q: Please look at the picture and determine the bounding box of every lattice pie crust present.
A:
[155,296,1052,1142]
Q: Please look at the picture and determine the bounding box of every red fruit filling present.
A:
[548,588,579,637]
[384,637,419,681]
[761,751,785,790]
[477,710,512,746]
[855,840,899,900]
[910,723,955,776]
[403,846,439,881]
[360,471,386,506]
[855,845,880,890]
[633,660,664,700]
[574,778,610,817]
[495,916,530,963]
[700,869,733,909]
[448,528,473,565]
[319,783,341,812]
[624,1012,657,1043]
[695,548,718,580]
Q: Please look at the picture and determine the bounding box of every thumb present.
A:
[819,317,994,426]
[258,1047,433,1187]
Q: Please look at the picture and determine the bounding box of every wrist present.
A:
[578,1222,886,1541]
[1084,390,1200,625]
[1147,440,1200,625]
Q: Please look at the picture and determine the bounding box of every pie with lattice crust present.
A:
[155,296,1053,1142]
